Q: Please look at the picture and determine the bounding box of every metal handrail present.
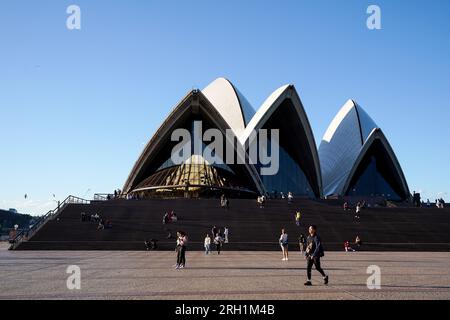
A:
[93,193,110,201]
[93,193,124,201]
[9,195,90,250]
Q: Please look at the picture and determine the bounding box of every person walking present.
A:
[211,225,218,238]
[214,233,224,254]
[298,233,306,254]
[279,228,289,261]
[304,225,328,286]
[295,211,301,226]
[204,234,211,254]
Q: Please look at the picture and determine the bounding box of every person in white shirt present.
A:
[214,233,224,255]
[224,227,229,243]
[204,234,211,254]
[287,192,293,204]
[279,228,289,261]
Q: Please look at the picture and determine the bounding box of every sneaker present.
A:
[179,265,184,269]
[174,264,180,269]
[324,275,329,285]
[304,281,312,286]
[282,258,286,261]
[286,258,289,261]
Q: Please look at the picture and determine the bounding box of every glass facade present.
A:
[259,145,315,198]
[137,155,236,189]
[134,155,257,198]
[133,119,258,198]
[346,156,401,200]
[256,98,321,198]
[345,140,405,201]
[156,146,234,174]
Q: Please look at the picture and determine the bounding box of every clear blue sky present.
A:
[1,0,449,215]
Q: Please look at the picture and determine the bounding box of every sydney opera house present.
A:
[123,78,410,202]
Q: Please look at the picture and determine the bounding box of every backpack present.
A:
[319,245,325,257]
[318,238,325,257]
[306,236,325,257]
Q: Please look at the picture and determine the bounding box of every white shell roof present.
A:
[202,78,255,135]
[126,78,406,199]
[319,99,378,196]
[238,84,322,197]
[239,84,290,144]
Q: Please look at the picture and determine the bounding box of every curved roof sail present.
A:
[202,78,255,135]
[241,84,322,198]
[319,100,409,200]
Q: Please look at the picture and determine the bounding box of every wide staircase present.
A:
[15,198,450,251]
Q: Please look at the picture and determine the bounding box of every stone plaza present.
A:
[1,246,449,300]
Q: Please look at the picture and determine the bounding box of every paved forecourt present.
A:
[0,248,449,300]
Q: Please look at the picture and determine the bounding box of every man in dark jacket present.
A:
[304,225,328,286]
